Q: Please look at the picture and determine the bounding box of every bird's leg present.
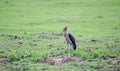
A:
[70,47,74,56]
[65,42,71,58]
[65,42,69,53]
[65,45,69,56]
[66,46,69,58]
[65,44,69,57]
[67,44,71,58]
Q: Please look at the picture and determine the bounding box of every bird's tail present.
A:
[73,44,76,50]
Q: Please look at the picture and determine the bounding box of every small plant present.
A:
[32,57,40,63]
[72,48,83,57]
[92,51,99,58]
[42,53,49,59]
[21,51,32,59]
[60,50,65,55]
[15,51,32,59]
[18,63,29,71]
[0,54,7,58]
[16,61,29,71]
[8,54,18,62]
[81,52,89,59]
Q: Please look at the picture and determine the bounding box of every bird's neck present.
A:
[64,31,68,37]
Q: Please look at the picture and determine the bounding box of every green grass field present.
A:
[0,0,120,71]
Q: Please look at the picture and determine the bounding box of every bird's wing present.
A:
[68,33,76,46]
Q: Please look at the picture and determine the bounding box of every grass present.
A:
[0,0,120,71]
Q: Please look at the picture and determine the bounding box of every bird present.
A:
[59,26,76,50]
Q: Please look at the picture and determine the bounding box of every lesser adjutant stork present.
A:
[59,26,76,50]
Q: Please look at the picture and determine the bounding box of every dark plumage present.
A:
[68,34,76,50]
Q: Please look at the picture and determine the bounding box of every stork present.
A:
[59,26,76,50]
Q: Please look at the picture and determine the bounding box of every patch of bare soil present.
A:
[99,55,118,60]
[91,39,102,43]
[117,60,120,64]
[107,68,120,71]
[30,32,60,40]
[40,55,83,65]
[0,50,4,53]
[0,58,7,63]
[0,34,22,40]
[0,34,24,47]
[0,42,20,47]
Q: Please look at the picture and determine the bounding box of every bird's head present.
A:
[63,26,67,31]
[58,26,67,36]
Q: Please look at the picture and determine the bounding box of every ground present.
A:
[0,0,120,71]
